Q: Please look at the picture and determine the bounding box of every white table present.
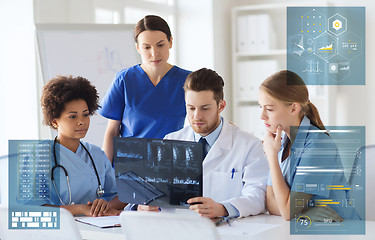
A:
[77,214,375,240]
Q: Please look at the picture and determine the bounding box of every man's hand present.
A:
[187,197,228,219]
[101,208,122,216]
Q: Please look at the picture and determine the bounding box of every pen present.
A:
[231,168,235,179]
[214,217,232,227]
[225,218,231,227]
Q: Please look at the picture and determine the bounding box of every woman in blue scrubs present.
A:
[41,75,126,216]
[99,15,191,162]
[258,70,359,221]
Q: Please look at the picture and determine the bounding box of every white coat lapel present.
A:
[185,127,195,141]
[202,120,233,166]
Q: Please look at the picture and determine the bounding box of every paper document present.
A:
[76,216,121,228]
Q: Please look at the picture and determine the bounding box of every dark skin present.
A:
[44,200,122,217]
[47,99,127,216]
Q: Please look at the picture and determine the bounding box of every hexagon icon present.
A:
[288,34,314,60]
[338,31,362,60]
[301,9,326,38]
[326,54,350,82]
[328,13,347,36]
[333,19,342,30]
[314,32,338,60]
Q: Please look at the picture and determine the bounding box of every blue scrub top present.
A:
[99,65,191,139]
[47,142,117,205]
[268,116,359,220]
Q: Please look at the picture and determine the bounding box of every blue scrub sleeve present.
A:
[99,72,126,121]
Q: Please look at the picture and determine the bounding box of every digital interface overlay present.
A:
[287,7,365,85]
[289,127,365,235]
[8,140,60,229]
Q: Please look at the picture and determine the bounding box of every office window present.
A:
[94,0,176,64]
[95,8,120,24]
[94,0,175,24]
[124,7,159,24]
[143,0,174,5]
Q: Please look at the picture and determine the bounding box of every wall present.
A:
[212,0,237,121]
[9,0,375,146]
[175,0,214,70]
[332,1,375,146]
[176,0,235,121]
[0,0,37,207]
[366,3,375,145]
[0,1,38,154]
[34,0,94,23]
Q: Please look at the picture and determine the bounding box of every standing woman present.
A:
[99,15,191,162]
[259,70,359,221]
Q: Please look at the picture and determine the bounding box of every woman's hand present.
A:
[263,125,282,162]
[87,199,110,217]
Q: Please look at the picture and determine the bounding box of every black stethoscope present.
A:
[51,137,105,205]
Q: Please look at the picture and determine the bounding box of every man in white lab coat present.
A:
[164,68,269,219]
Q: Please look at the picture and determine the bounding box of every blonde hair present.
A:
[260,70,325,130]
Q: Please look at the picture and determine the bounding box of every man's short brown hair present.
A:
[183,68,224,104]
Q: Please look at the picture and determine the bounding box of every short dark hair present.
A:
[40,75,99,129]
[134,15,172,43]
[183,68,224,104]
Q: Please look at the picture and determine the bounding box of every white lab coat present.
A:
[165,119,269,217]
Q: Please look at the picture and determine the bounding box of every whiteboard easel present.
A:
[36,24,140,147]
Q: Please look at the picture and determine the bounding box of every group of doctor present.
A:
[39,15,358,221]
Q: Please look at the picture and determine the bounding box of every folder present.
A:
[247,15,258,52]
[256,14,275,51]
[237,15,249,52]
[237,14,276,53]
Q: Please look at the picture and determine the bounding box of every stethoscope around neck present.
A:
[51,137,105,205]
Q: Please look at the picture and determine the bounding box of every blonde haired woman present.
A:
[259,70,359,221]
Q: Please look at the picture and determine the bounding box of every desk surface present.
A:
[77,213,375,240]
